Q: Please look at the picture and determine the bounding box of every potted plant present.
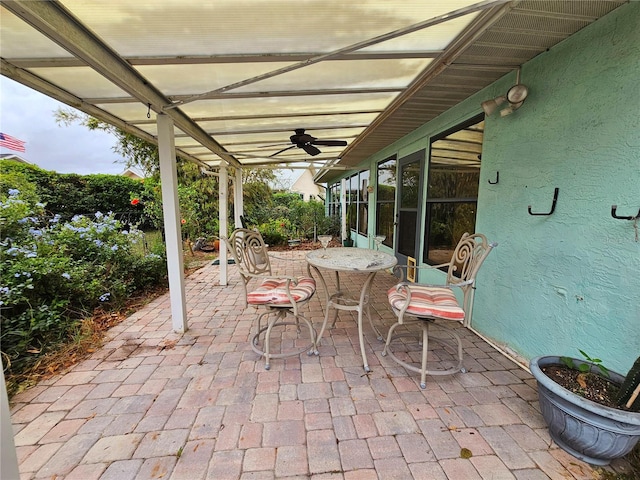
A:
[529,352,640,465]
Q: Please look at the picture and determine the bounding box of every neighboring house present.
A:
[120,167,145,180]
[0,153,29,164]
[290,167,325,202]
[320,3,639,374]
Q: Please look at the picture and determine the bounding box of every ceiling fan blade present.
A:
[302,144,321,156]
[269,145,296,157]
[312,139,347,147]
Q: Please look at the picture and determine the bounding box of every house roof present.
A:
[119,167,145,179]
[0,1,626,182]
[0,153,29,163]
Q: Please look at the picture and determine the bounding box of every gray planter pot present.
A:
[530,355,640,465]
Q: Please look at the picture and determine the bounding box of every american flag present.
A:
[0,132,26,152]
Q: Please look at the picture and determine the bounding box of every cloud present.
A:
[0,77,127,175]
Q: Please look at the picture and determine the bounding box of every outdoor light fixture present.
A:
[481,95,507,116]
[481,69,529,117]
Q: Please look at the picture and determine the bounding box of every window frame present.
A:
[423,114,484,266]
[357,169,369,237]
[376,156,397,248]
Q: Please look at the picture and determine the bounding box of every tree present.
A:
[55,108,280,188]
[56,108,160,177]
[0,160,145,222]
[55,108,286,237]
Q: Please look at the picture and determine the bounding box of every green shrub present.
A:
[118,253,167,292]
[257,218,289,246]
[0,160,146,224]
[0,189,167,376]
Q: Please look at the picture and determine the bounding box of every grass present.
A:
[140,230,219,270]
[135,229,162,255]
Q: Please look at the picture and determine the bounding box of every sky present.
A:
[0,77,299,187]
[0,77,130,175]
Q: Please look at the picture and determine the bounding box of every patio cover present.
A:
[0,0,627,331]
[0,5,631,472]
[0,0,626,179]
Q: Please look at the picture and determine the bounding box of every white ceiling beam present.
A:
[189,124,370,137]
[211,135,359,148]
[84,87,402,105]
[131,110,383,126]
[2,0,241,168]
[9,51,443,69]
[0,58,211,171]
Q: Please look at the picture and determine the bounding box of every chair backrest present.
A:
[445,232,497,325]
[446,233,494,286]
[223,228,271,281]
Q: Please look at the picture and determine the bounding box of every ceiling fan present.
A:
[270,129,347,157]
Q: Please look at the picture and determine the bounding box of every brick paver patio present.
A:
[8,250,634,479]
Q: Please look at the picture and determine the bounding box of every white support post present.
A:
[341,177,347,242]
[1,367,19,480]
[219,164,229,286]
[234,167,243,228]
[157,113,188,333]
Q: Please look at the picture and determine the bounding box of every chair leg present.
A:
[382,318,465,388]
[382,321,402,357]
[250,309,316,370]
[302,313,317,356]
[420,323,429,389]
[263,310,286,370]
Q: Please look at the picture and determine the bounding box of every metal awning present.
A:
[1,0,626,179]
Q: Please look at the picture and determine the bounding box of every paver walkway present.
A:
[8,250,634,479]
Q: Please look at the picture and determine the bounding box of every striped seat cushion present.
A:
[388,285,465,321]
[247,276,316,306]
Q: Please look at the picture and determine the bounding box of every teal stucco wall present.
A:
[472,1,640,374]
[349,2,639,373]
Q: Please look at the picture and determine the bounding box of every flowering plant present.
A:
[1,189,167,378]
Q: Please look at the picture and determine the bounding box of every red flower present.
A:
[131,198,140,206]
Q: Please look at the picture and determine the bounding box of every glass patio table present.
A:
[306,247,397,372]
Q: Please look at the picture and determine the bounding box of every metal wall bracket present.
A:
[611,205,640,220]
[528,188,559,216]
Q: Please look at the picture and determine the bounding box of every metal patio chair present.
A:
[221,228,317,369]
[383,232,497,388]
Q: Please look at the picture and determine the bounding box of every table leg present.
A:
[365,299,384,341]
[307,264,383,372]
[330,270,341,329]
[358,271,378,372]
[308,264,332,354]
